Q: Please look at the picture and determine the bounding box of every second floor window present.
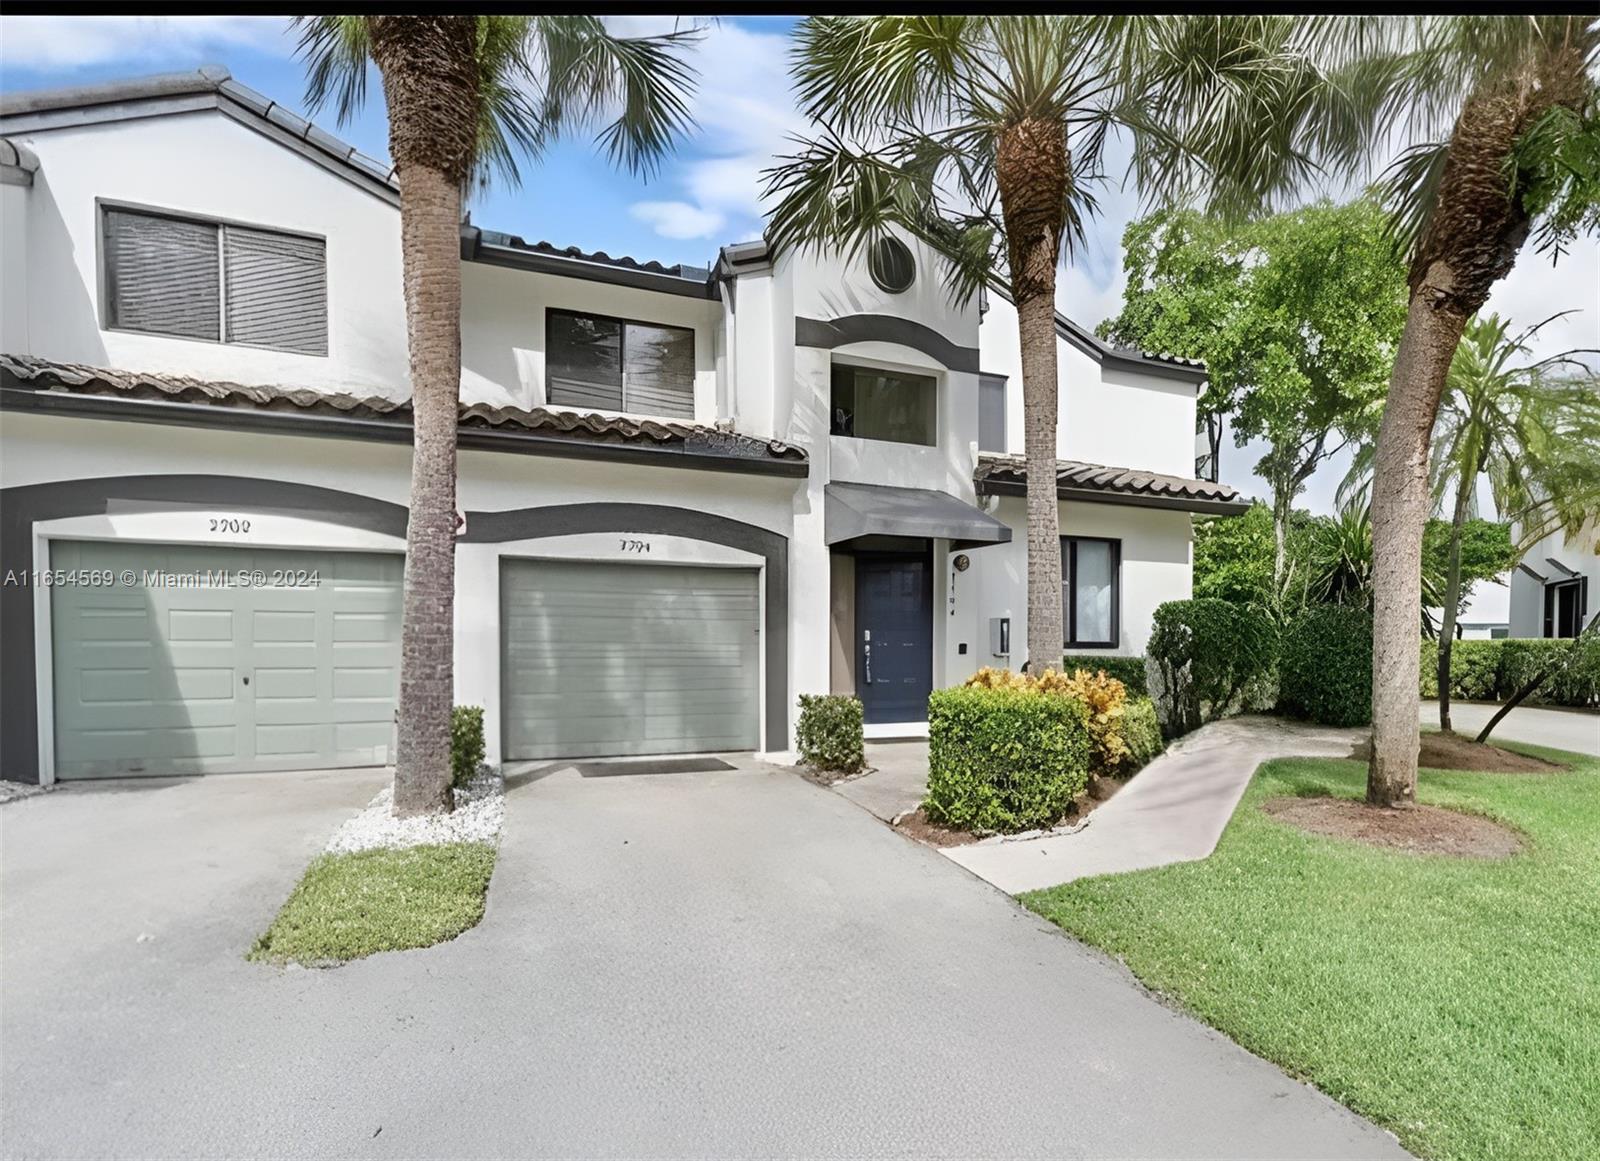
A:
[545,309,695,419]
[830,363,937,445]
[103,206,328,355]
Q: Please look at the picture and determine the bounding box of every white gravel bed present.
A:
[0,780,54,805]
[325,766,503,855]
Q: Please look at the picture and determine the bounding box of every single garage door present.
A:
[50,540,402,779]
[501,558,760,760]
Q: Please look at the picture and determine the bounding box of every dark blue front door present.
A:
[856,556,933,724]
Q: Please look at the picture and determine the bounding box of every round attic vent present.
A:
[868,236,915,294]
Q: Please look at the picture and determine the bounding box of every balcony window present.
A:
[830,363,937,446]
[545,308,695,418]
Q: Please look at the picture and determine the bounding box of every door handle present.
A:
[862,630,872,685]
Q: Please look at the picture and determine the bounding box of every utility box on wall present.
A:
[989,616,1010,658]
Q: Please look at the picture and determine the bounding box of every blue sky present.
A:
[2,13,1594,579]
[0,15,803,270]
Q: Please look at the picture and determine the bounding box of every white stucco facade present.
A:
[1509,520,1597,638]
[0,69,1245,783]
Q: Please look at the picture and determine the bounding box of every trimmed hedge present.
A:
[1419,636,1600,708]
[796,694,866,774]
[1278,605,1373,727]
[1119,697,1165,774]
[1148,599,1277,735]
[1063,654,1148,698]
[450,706,486,790]
[924,685,1091,834]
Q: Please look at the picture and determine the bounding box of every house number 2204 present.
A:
[210,518,252,534]
[619,538,651,553]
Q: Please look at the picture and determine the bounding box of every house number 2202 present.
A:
[619,538,651,553]
[210,518,252,534]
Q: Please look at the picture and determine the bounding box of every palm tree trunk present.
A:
[996,118,1068,672]
[1368,283,1469,806]
[1436,472,1474,733]
[1364,36,1585,806]
[390,163,462,818]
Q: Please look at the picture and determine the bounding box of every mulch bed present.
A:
[893,774,1124,848]
[1347,732,1565,773]
[1261,796,1524,859]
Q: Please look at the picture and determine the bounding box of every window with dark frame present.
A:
[830,362,937,445]
[103,206,327,355]
[545,308,695,418]
[978,373,1007,452]
[1061,536,1121,648]
[1543,577,1587,639]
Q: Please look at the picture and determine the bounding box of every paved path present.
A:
[2,758,1406,1159]
[832,739,927,821]
[946,716,1363,894]
[1421,700,1598,755]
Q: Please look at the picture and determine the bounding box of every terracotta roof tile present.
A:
[974,452,1248,513]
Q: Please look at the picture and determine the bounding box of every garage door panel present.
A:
[51,540,401,778]
[502,558,760,760]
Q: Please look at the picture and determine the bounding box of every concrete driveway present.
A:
[2,761,1407,1159]
[1421,700,1599,755]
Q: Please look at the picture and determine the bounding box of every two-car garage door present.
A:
[501,559,760,760]
[50,540,402,779]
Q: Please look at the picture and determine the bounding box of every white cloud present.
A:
[618,19,806,241]
[629,200,725,240]
[0,16,291,71]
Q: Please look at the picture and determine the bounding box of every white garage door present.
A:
[50,540,402,779]
[501,558,761,760]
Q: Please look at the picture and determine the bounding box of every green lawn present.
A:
[1023,747,1600,1161]
[251,842,497,965]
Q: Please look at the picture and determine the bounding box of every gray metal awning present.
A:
[824,481,1011,550]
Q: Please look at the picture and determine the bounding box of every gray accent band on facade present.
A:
[0,475,409,784]
[2,482,791,782]
[0,387,809,478]
[974,476,1251,516]
[463,503,789,754]
[795,315,982,374]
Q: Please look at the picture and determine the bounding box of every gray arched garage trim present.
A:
[464,502,789,755]
[1,481,789,781]
[0,475,410,784]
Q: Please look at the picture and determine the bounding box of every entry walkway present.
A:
[946,716,1362,894]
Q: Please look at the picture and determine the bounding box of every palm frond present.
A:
[293,15,372,126]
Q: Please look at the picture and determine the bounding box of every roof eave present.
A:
[973,475,1250,516]
[463,228,720,301]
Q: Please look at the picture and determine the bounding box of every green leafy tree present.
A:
[1102,200,1408,587]
[294,16,698,815]
[1192,502,1311,618]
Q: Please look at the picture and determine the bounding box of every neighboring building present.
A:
[1509,519,1597,639]
[0,68,1246,784]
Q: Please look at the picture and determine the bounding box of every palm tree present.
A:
[1429,313,1600,732]
[761,15,1331,673]
[295,15,698,816]
[1134,15,1598,806]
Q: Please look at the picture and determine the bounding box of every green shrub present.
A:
[1447,639,1504,701]
[1148,598,1277,735]
[1118,697,1165,774]
[1278,605,1373,726]
[1063,654,1148,697]
[796,694,865,773]
[1419,639,1440,699]
[924,685,1091,833]
[450,706,486,790]
[1500,636,1600,707]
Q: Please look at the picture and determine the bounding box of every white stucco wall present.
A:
[965,496,1192,669]
[1,180,27,352]
[1509,520,1599,637]
[977,293,1200,479]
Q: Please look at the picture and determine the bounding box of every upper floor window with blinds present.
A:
[103,206,328,356]
[545,308,695,419]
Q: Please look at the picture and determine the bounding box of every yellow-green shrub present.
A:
[964,666,1133,778]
